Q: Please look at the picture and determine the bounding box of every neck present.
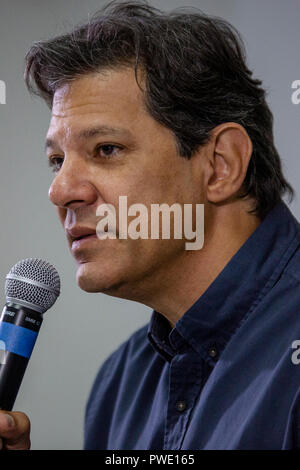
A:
[132,199,261,327]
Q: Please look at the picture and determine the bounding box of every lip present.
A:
[66,226,98,251]
[66,226,97,240]
[71,233,98,251]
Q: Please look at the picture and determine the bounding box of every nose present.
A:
[48,155,98,211]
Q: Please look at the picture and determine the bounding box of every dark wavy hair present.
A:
[24,0,294,219]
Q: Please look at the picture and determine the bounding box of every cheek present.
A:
[117,173,170,205]
[95,157,191,230]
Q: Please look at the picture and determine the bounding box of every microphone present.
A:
[0,259,60,411]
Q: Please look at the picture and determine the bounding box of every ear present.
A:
[206,123,253,204]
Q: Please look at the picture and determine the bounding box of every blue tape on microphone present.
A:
[0,322,38,359]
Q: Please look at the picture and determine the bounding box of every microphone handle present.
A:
[0,303,42,411]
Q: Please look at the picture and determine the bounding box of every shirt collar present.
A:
[147,201,300,364]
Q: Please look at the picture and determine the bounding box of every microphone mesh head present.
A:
[5,259,61,314]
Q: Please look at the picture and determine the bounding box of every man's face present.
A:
[46,67,206,299]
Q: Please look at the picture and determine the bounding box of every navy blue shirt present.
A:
[84,201,300,449]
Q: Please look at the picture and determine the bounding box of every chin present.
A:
[75,261,125,294]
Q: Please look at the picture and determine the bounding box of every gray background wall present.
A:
[0,0,299,450]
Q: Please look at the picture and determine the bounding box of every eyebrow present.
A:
[45,125,133,151]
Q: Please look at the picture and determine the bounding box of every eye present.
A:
[48,156,64,173]
[94,144,122,159]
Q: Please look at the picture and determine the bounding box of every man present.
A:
[1,0,300,450]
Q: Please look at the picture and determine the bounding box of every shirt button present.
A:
[175,401,187,412]
[208,347,218,358]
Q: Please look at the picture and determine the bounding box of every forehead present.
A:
[47,67,147,139]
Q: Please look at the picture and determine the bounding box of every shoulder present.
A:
[283,241,300,283]
[283,385,300,449]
